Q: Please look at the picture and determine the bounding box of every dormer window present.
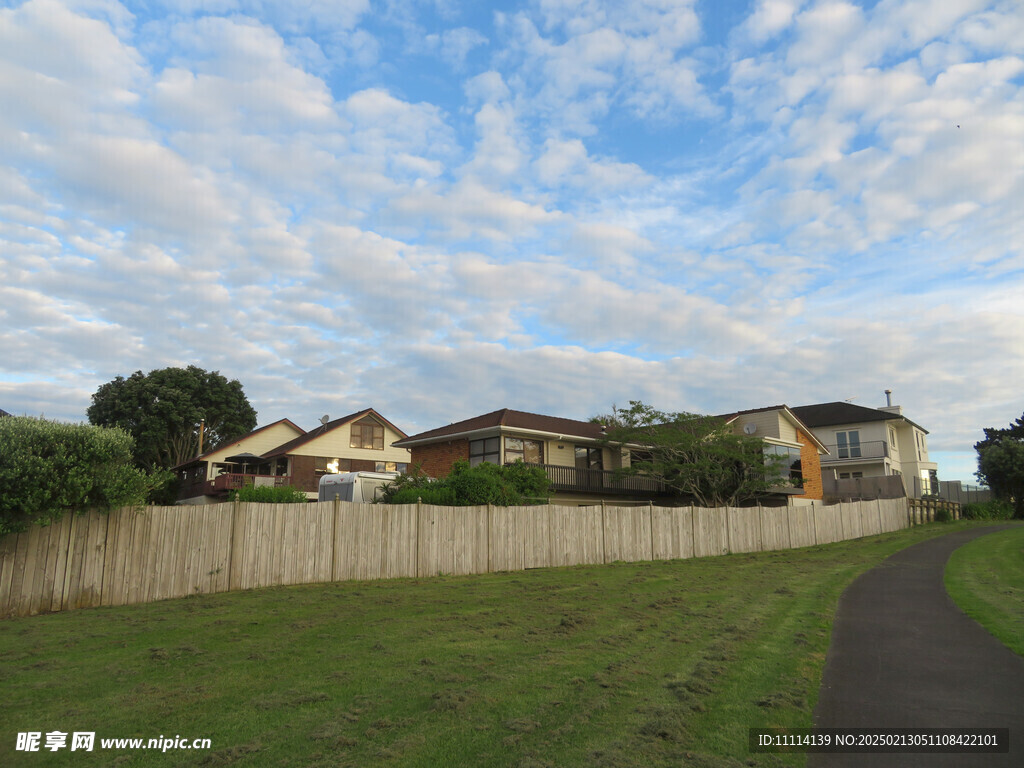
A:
[350,417,384,450]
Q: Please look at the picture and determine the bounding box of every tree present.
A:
[975,414,1024,519]
[597,401,785,508]
[378,460,551,506]
[87,366,257,471]
[0,417,155,533]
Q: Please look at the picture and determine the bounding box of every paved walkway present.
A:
[810,525,1024,767]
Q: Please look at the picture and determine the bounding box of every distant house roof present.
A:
[791,402,927,434]
[0,407,11,418]
[172,418,305,469]
[263,408,408,458]
[394,408,607,447]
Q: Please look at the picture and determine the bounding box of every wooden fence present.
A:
[1,498,912,618]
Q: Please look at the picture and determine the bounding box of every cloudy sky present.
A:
[2,0,1022,482]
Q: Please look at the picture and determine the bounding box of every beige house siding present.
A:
[205,422,305,466]
[733,411,791,441]
[291,421,411,465]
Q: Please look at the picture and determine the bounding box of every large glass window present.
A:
[350,417,384,450]
[575,446,603,471]
[469,437,500,466]
[318,457,352,474]
[504,436,543,464]
[764,444,803,485]
[836,430,861,459]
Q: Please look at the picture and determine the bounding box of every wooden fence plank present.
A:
[727,507,762,553]
[692,507,728,558]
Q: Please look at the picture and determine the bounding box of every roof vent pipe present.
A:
[884,389,892,407]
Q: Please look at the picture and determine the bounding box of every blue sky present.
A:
[2,0,1023,483]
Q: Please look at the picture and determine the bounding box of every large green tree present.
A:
[975,413,1024,519]
[0,417,154,533]
[596,401,786,508]
[87,366,257,470]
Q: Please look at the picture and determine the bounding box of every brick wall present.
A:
[411,440,469,478]
[795,428,823,500]
[290,455,318,493]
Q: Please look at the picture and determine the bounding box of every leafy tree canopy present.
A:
[975,414,1024,519]
[0,417,155,533]
[379,460,551,506]
[87,366,257,470]
[597,401,785,508]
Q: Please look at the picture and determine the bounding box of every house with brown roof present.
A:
[393,405,827,505]
[393,408,667,505]
[176,409,410,503]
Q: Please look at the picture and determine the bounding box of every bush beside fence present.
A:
[0,498,913,618]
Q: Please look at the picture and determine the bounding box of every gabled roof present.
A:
[791,402,927,434]
[718,404,830,454]
[263,408,408,457]
[172,418,306,469]
[0,407,11,418]
[394,408,607,446]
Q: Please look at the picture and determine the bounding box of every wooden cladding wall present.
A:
[1,498,913,618]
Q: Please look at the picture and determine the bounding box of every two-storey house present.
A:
[791,396,938,497]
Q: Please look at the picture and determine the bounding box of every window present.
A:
[469,437,500,466]
[835,430,861,459]
[838,472,863,479]
[317,457,351,475]
[350,417,384,450]
[889,427,897,449]
[375,461,409,473]
[575,446,603,471]
[504,436,543,464]
[763,444,803,484]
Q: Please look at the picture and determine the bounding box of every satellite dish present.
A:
[320,415,330,425]
[743,423,757,435]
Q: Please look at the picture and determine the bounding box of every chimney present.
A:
[879,389,903,416]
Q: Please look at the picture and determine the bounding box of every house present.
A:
[0,408,11,417]
[392,408,666,505]
[393,406,827,505]
[175,409,410,503]
[718,405,828,502]
[791,394,939,498]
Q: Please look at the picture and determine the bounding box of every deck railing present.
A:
[178,474,294,499]
[820,440,890,463]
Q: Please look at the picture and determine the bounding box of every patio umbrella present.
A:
[223,453,265,473]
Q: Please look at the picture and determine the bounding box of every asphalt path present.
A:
[809,525,1024,767]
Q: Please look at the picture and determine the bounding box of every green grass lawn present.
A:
[0,521,987,768]
[945,524,1024,656]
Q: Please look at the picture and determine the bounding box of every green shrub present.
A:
[934,505,953,523]
[386,485,458,506]
[230,484,309,503]
[960,499,1014,520]
[378,460,551,506]
[0,416,155,533]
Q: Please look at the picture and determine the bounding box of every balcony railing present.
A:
[518,462,667,495]
[820,441,890,463]
[178,474,294,500]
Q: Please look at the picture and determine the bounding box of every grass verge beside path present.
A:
[0,521,984,768]
[944,524,1024,656]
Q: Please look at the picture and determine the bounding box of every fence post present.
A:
[600,499,607,564]
[648,501,655,560]
[416,498,422,578]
